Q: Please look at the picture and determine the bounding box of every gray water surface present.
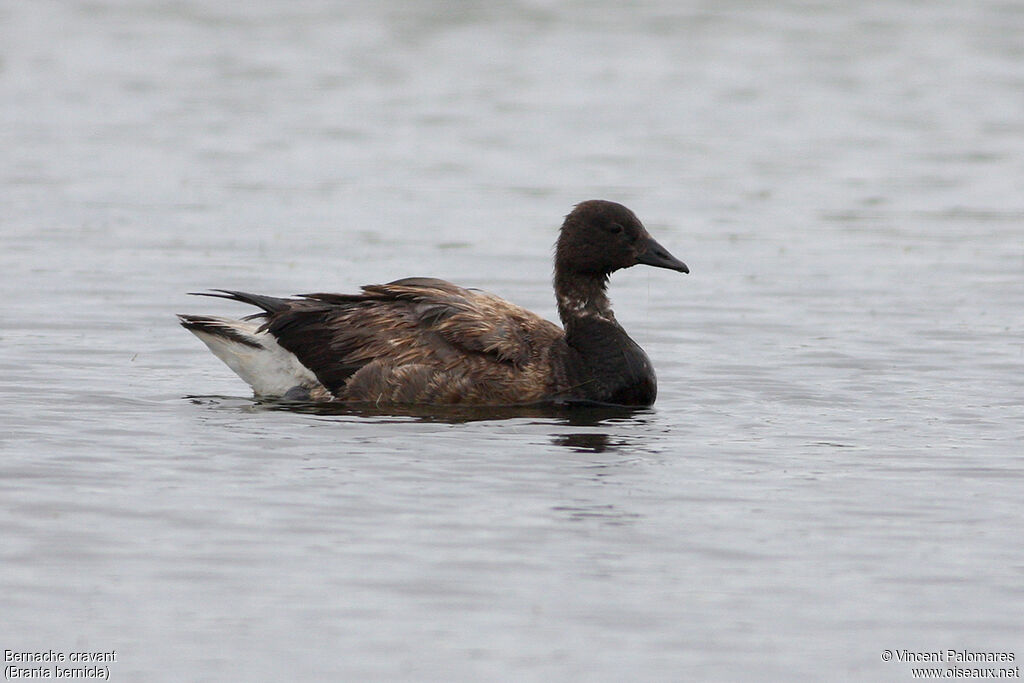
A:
[2,1,1023,680]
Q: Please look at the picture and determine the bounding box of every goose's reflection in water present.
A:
[248,397,649,424]
[554,432,623,453]
[188,395,654,454]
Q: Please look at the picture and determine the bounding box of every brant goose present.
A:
[179,200,688,407]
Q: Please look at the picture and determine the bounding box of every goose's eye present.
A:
[607,223,623,234]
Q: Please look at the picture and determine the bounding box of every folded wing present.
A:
[208,278,564,403]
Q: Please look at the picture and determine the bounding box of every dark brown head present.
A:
[554,200,689,278]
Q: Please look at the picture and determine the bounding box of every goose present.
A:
[179,200,688,406]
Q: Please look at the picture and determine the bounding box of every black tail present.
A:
[188,289,293,317]
[177,314,263,348]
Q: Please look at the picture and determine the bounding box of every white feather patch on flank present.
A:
[182,316,324,398]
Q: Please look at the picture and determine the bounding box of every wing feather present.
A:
[253,279,563,399]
